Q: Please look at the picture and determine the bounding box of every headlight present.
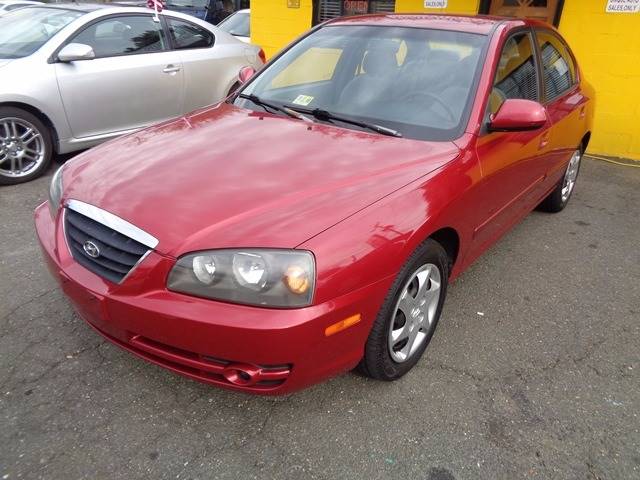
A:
[48,164,65,218]
[167,249,315,308]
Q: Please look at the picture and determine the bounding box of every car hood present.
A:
[0,59,13,69]
[63,103,460,257]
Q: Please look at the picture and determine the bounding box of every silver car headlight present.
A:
[48,164,65,219]
[167,249,316,308]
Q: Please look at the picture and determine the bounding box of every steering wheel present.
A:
[399,92,457,124]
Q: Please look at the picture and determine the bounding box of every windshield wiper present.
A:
[238,93,313,122]
[289,107,402,138]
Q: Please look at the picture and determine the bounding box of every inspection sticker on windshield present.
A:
[292,95,314,106]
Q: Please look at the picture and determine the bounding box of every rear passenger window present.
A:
[167,18,214,50]
[72,16,166,58]
[536,30,576,100]
[490,32,539,115]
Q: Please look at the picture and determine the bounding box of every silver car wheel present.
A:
[0,117,46,179]
[388,263,442,363]
[561,149,581,203]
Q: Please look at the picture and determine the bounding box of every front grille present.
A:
[64,208,149,284]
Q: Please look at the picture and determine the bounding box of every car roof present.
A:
[0,0,42,4]
[18,2,188,14]
[325,13,545,35]
[20,2,111,12]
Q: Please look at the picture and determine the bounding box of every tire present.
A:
[537,147,582,213]
[0,107,53,185]
[359,238,449,381]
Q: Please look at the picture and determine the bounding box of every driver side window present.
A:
[490,31,539,115]
[71,15,166,58]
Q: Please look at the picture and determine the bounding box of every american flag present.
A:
[147,0,164,13]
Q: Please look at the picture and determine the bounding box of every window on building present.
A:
[490,32,539,114]
[536,29,576,100]
[72,15,166,58]
[167,18,214,49]
[317,0,396,24]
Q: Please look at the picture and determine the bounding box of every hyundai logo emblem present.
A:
[83,240,100,258]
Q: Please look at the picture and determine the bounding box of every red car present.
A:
[35,14,593,394]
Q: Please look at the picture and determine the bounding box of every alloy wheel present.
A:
[561,149,581,203]
[0,117,46,179]
[388,263,442,363]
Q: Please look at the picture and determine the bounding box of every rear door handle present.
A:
[163,64,181,74]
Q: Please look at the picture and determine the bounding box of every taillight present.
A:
[258,48,266,64]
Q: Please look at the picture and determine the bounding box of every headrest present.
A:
[363,40,399,76]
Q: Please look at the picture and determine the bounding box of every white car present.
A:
[0,4,264,184]
[217,8,250,43]
[0,0,41,16]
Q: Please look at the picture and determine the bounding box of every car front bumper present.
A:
[34,202,392,395]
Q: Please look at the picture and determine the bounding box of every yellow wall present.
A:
[395,0,479,14]
[559,0,640,160]
[251,0,314,58]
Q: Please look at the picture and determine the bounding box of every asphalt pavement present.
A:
[1,156,639,480]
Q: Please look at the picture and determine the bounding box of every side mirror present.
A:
[58,43,95,63]
[489,99,548,132]
[238,66,256,84]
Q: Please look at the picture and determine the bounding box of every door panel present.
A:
[55,15,184,139]
[166,17,235,113]
[535,29,587,187]
[469,31,552,255]
[489,0,559,24]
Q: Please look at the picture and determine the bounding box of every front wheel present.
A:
[0,107,53,185]
[538,148,582,213]
[359,239,449,381]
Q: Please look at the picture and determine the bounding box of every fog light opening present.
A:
[222,364,261,386]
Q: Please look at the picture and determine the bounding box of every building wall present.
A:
[251,0,314,58]
[558,0,640,160]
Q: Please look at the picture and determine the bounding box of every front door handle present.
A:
[579,106,586,119]
[163,64,181,74]
[539,131,551,149]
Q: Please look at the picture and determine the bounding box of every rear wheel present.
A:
[0,107,53,185]
[359,239,449,381]
[538,148,582,213]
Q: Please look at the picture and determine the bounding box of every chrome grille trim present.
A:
[66,199,159,249]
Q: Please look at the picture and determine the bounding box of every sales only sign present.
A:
[606,0,640,13]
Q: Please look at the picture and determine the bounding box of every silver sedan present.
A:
[0,4,264,184]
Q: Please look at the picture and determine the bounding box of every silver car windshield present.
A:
[0,8,83,59]
[236,25,487,141]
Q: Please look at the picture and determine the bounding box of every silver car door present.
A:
[54,14,184,139]
[165,16,241,113]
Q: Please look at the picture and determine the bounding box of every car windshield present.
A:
[0,7,83,59]
[218,11,249,37]
[235,25,487,141]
